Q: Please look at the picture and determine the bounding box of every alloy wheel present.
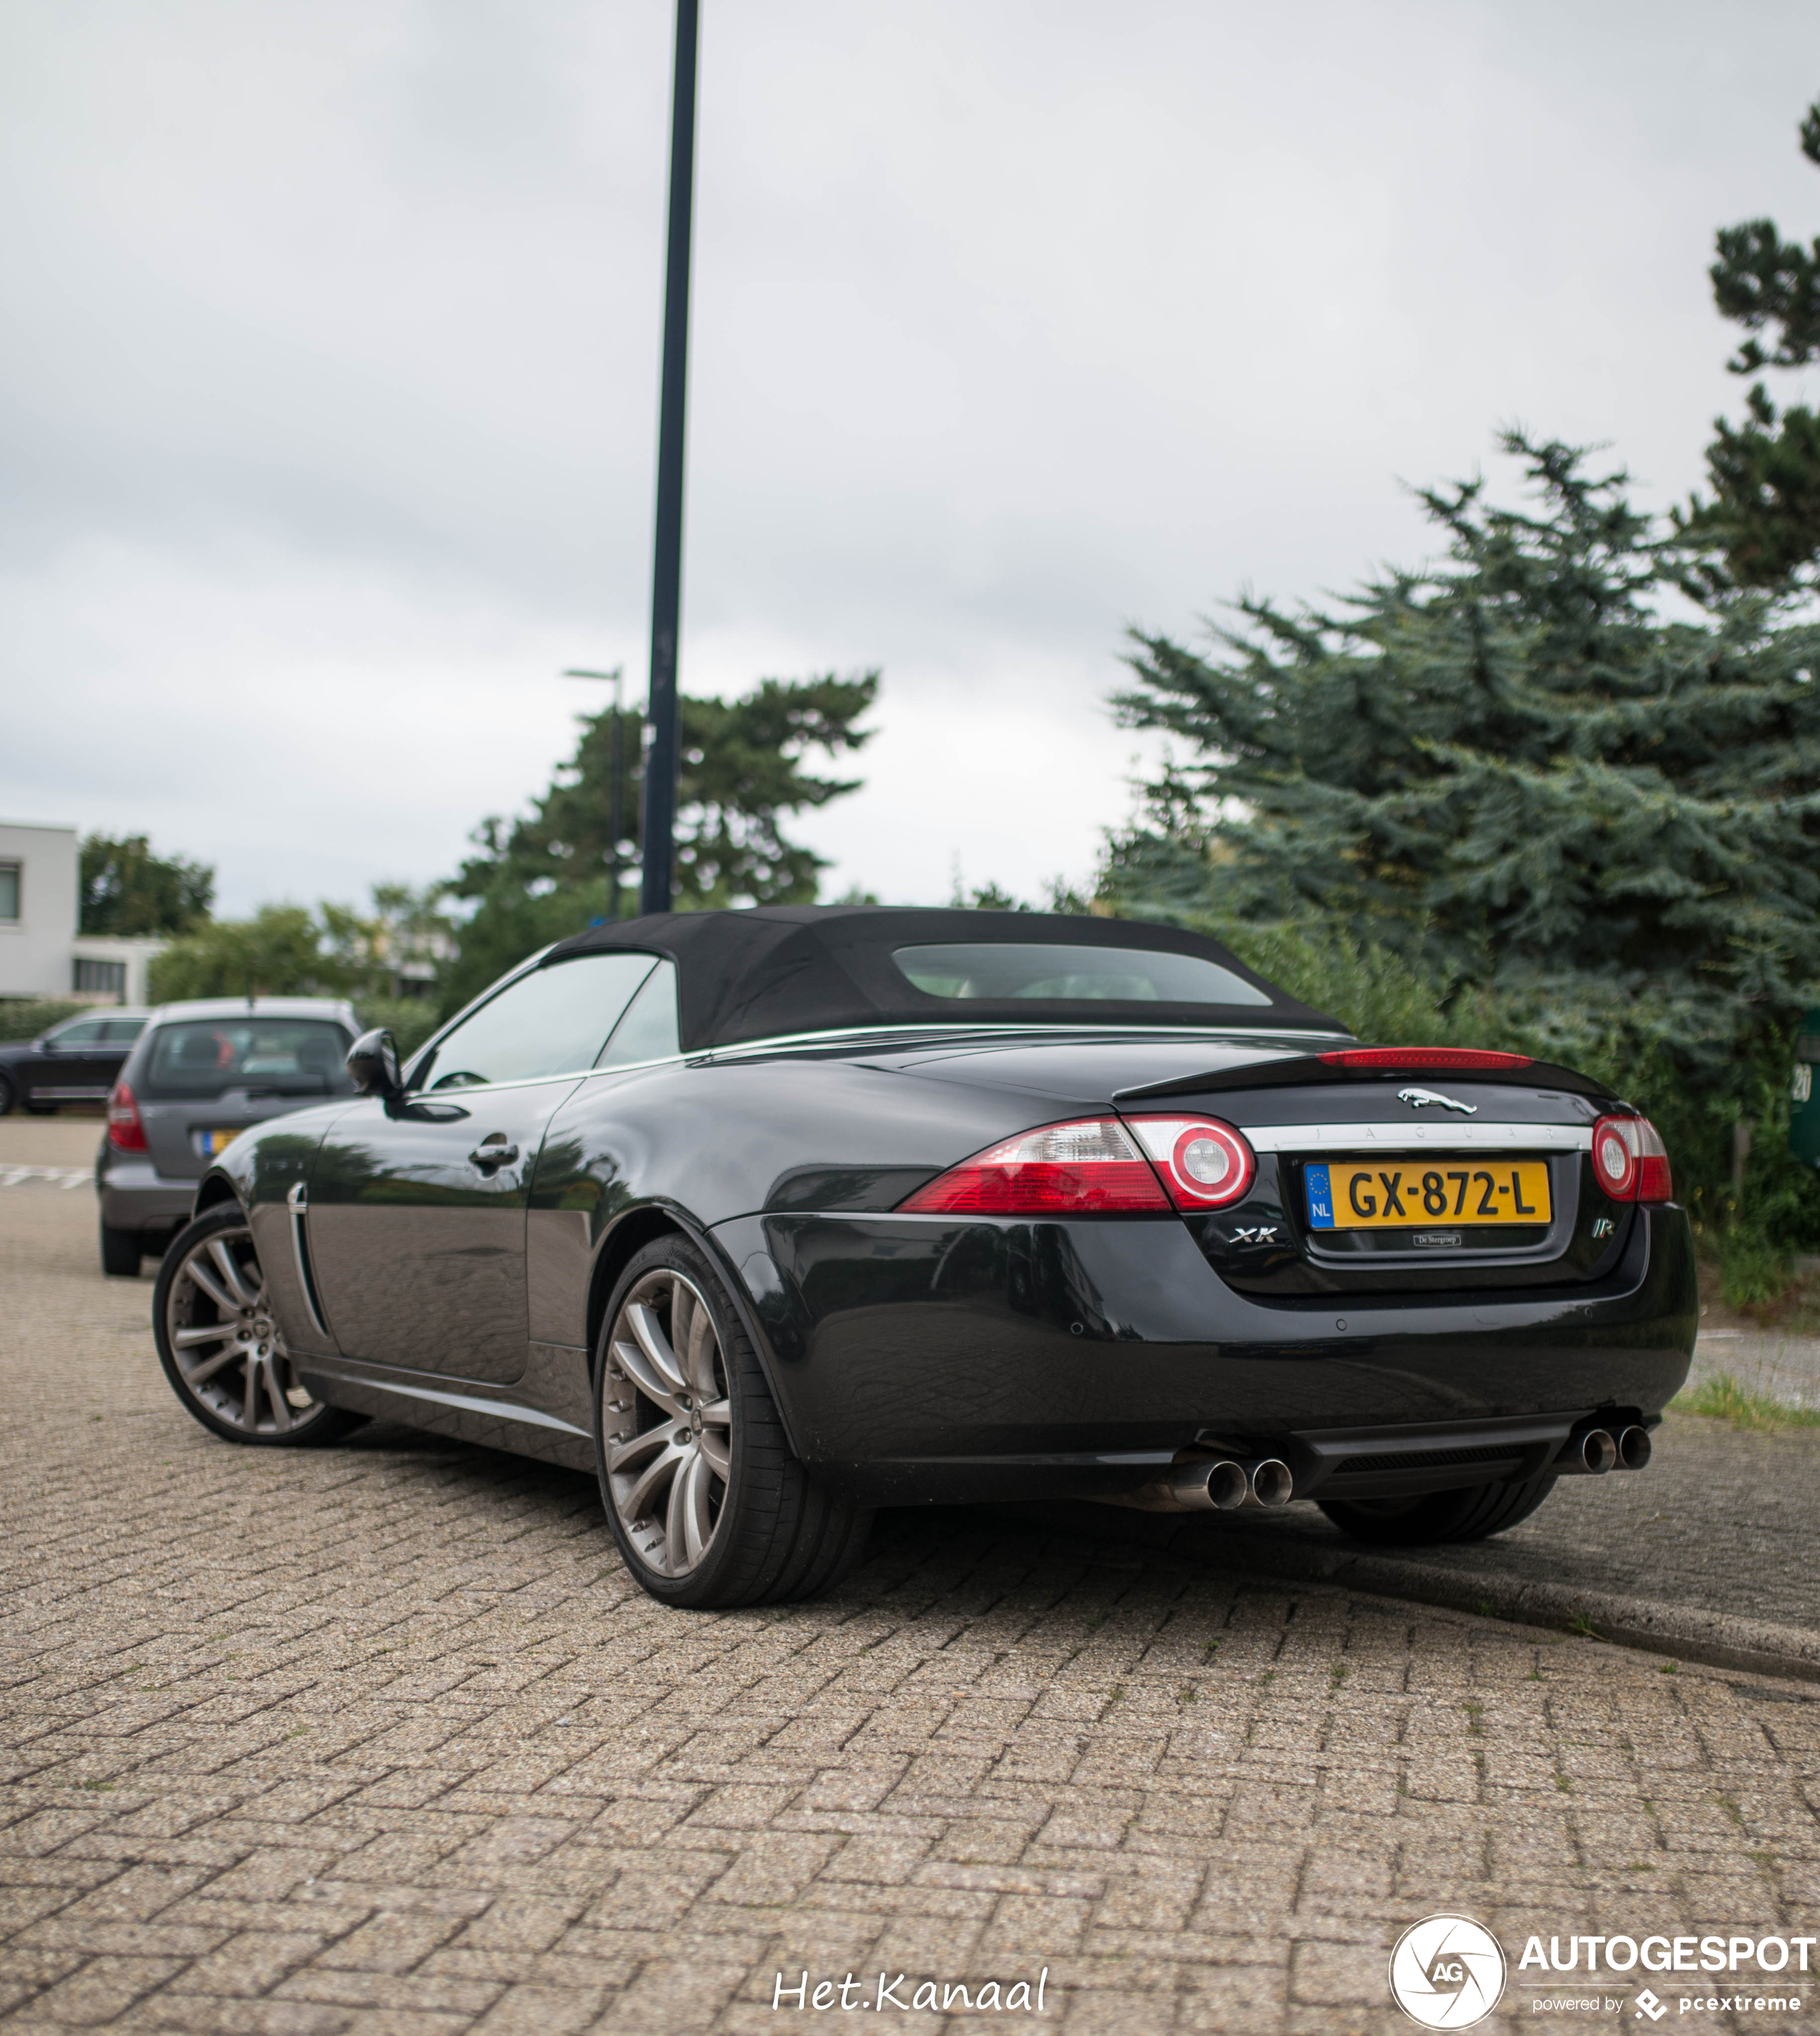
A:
[601,1268,732,1576]
[163,1221,323,1436]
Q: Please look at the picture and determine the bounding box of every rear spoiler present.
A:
[1114,1050,1617,1105]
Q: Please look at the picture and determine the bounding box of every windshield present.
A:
[139,1018,355,1100]
[892,943,1272,1007]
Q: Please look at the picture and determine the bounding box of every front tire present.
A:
[594,1235,871,1608]
[1318,1472,1558,1546]
[100,1223,142,1277]
[153,1206,366,1447]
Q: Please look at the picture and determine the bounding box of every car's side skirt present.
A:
[294,1342,596,1474]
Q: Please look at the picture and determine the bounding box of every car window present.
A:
[101,1018,146,1044]
[423,953,658,1090]
[140,1019,355,1099]
[891,943,1273,1007]
[47,1019,110,1047]
[595,959,680,1068]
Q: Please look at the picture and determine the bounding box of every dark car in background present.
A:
[97,997,359,1275]
[148,908,1696,1612]
[0,1009,148,1115]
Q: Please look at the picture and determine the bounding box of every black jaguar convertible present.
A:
[153,908,1695,1608]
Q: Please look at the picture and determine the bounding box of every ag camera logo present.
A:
[1389,1915,1508,2028]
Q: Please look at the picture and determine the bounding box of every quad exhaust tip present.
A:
[1170,1456,1295,1512]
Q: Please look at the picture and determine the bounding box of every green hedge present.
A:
[0,1000,86,1042]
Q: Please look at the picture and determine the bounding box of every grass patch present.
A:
[1674,1371,1820,1434]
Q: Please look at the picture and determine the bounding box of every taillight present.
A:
[1591,1114,1672,1204]
[1124,1115,1257,1209]
[1317,1046,1532,1072]
[107,1080,148,1153]
[898,1118,1170,1214]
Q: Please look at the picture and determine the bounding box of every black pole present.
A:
[640,0,699,918]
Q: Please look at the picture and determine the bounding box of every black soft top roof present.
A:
[545,906,1341,1052]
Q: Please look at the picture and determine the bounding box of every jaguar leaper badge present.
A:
[1397,1086,1477,1116]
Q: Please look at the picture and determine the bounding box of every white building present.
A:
[0,821,167,1007]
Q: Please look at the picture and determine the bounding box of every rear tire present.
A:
[100,1224,143,1277]
[1318,1472,1558,1546]
[594,1234,872,1609]
[0,1072,13,1115]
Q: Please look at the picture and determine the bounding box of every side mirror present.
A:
[346,1027,403,1100]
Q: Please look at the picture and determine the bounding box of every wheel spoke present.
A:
[627,1301,689,1398]
[684,1449,716,1564]
[241,1353,259,1428]
[609,1423,678,1474]
[183,1259,239,1317]
[697,1428,731,1479]
[173,1323,233,1349]
[182,1344,242,1386]
[683,1297,717,1398]
[623,1435,689,1519]
[666,1444,712,1570]
[670,1281,696,1375]
[262,1360,292,1434]
[208,1238,259,1309]
[611,1332,681,1416]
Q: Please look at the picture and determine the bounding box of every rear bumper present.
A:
[710,1204,1697,1504]
[96,1159,197,1235]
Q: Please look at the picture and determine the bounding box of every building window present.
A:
[74,958,128,1000]
[0,863,18,922]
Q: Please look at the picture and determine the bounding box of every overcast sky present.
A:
[4,1,1818,917]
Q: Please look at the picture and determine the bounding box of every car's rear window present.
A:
[139,1019,355,1099]
[891,943,1272,1007]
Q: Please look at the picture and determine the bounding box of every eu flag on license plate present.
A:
[1305,1163,1335,1230]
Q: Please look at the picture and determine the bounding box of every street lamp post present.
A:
[641,0,701,918]
[562,668,633,921]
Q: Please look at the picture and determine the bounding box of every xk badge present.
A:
[1232,1225,1278,1244]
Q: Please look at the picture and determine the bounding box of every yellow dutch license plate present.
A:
[1306,1158,1552,1231]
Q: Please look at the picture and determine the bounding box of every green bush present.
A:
[0,1000,86,1042]
[352,997,444,1062]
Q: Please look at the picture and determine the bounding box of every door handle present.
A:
[469,1141,519,1169]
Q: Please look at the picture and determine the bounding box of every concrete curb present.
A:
[1004,1502,1820,1684]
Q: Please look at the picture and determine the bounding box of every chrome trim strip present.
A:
[285,1182,334,1340]
[1246,1121,1591,1154]
[700,1023,1349,1062]
[307,1367,590,1438]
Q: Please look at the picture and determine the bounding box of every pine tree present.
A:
[441,671,878,1011]
[1109,433,1820,1053]
[1682,98,1820,589]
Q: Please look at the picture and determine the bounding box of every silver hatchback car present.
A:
[97,996,360,1275]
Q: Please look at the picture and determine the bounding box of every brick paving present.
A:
[5,1168,1820,2032]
